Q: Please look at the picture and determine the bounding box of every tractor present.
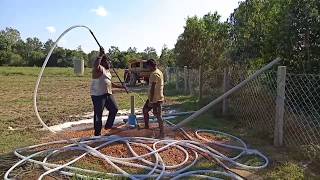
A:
[124,59,152,86]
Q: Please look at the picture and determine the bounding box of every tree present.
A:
[276,0,320,73]
[27,51,45,66]
[0,51,24,66]
[108,46,122,67]
[87,50,99,67]
[159,45,175,67]
[9,53,23,66]
[175,15,206,67]
[121,47,141,68]
[142,47,158,60]
[175,12,229,68]
[127,47,137,54]
[0,51,10,65]
[0,34,10,51]
[25,37,43,51]
[228,0,320,73]
[47,47,66,67]
[43,39,54,53]
[0,27,21,50]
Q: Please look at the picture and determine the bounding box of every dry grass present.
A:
[0,67,185,154]
[0,67,134,153]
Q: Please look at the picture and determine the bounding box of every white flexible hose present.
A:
[33,25,94,133]
[5,25,269,180]
[5,130,268,179]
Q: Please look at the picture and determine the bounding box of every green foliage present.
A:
[301,144,320,166]
[159,44,175,67]
[0,51,10,65]
[228,0,320,73]
[266,162,304,180]
[174,12,229,69]
[87,50,99,68]
[124,47,141,64]
[0,27,162,68]
[3,0,320,72]
[8,52,23,66]
[27,51,45,66]
[0,27,21,51]
[142,46,158,60]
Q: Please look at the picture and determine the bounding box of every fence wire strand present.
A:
[166,66,320,152]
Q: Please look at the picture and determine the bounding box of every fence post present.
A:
[274,66,286,147]
[199,65,203,101]
[188,69,193,95]
[175,68,179,91]
[184,66,188,94]
[166,68,170,83]
[130,95,135,115]
[222,68,229,115]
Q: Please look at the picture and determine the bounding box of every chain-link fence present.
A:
[284,73,320,146]
[166,66,223,98]
[166,66,320,154]
[229,69,277,136]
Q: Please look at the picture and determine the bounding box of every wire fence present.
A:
[166,66,320,155]
[229,69,277,136]
[284,73,320,146]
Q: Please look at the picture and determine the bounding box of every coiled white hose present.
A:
[5,131,268,180]
[5,25,269,180]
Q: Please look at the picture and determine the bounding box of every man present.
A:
[90,47,125,136]
[143,59,165,138]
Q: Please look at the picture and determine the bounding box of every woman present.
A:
[90,48,125,136]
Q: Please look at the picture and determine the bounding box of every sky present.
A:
[0,0,241,54]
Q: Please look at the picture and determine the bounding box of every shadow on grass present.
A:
[0,152,19,177]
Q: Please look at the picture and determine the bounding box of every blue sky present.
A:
[0,0,241,54]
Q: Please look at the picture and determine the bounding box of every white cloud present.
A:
[46,26,56,33]
[91,6,108,17]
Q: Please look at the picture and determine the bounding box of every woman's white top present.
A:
[90,67,112,96]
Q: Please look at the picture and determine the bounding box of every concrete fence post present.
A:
[222,68,230,115]
[175,68,179,91]
[166,68,170,83]
[188,69,193,95]
[184,66,188,94]
[274,66,286,147]
[199,65,203,101]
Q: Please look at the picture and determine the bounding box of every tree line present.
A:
[175,0,320,74]
[0,27,175,68]
[1,0,319,73]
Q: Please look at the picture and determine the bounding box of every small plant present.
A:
[266,162,304,180]
[301,144,320,167]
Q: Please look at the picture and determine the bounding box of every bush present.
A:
[301,144,320,167]
[0,51,24,66]
[8,53,23,66]
[267,162,304,180]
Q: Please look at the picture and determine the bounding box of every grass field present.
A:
[0,67,147,151]
[0,67,318,179]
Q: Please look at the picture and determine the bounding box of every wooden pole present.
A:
[173,58,281,130]
[274,66,286,147]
